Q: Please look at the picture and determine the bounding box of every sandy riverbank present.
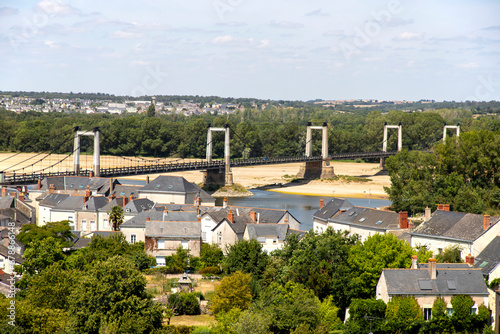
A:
[0,153,391,199]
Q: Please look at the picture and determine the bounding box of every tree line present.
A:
[2,107,500,160]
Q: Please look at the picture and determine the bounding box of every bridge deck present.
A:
[0,151,397,185]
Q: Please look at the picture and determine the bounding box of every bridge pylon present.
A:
[297,122,335,179]
[204,124,233,186]
[443,123,460,142]
[73,126,101,176]
[380,122,402,169]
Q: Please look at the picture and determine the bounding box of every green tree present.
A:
[146,103,156,117]
[200,243,224,268]
[344,298,386,334]
[435,244,463,263]
[211,271,252,314]
[385,296,423,333]
[450,294,474,332]
[17,220,74,248]
[274,228,358,313]
[349,233,415,299]
[223,239,269,280]
[108,205,124,231]
[66,256,164,333]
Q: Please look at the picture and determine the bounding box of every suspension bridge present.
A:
[0,122,459,186]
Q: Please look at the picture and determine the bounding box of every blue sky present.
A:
[1,0,499,101]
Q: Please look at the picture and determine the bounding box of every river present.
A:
[223,189,391,231]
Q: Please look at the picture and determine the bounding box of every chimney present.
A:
[1,186,7,197]
[250,210,257,222]
[398,211,408,229]
[411,255,418,269]
[10,192,17,199]
[37,179,41,190]
[408,220,413,229]
[84,185,91,203]
[129,194,134,203]
[109,178,114,193]
[89,171,94,178]
[424,206,431,221]
[18,193,25,203]
[123,196,128,206]
[48,184,55,194]
[227,210,234,224]
[465,254,475,266]
[146,216,150,222]
[110,194,116,200]
[146,176,150,184]
[223,197,228,209]
[443,204,450,211]
[484,215,491,230]
[437,204,443,210]
[428,258,437,279]
[319,198,325,209]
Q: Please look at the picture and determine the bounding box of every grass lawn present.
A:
[169,314,216,327]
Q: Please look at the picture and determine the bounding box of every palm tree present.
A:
[109,205,124,231]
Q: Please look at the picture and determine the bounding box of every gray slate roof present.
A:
[121,211,199,228]
[99,197,127,212]
[112,185,141,198]
[204,206,291,225]
[330,207,400,230]
[146,221,201,238]
[0,244,23,263]
[123,198,155,214]
[79,196,109,211]
[412,210,500,242]
[41,176,118,195]
[246,224,288,240]
[0,197,14,210]
[313,198,354,221]
[39,193,70,208]
[474,236,500,275]
[54,196,85,211]
[382,267,488,296]
[139,175,201,194]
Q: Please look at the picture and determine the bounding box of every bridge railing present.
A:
[0,151,398,185]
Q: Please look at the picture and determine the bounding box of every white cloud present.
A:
[306,9,329,17]
[394,32,423,41]
[36,0,79,16]
[258,39,270,48]
[110,31,143,39]
[130,60,150,66]
[213,35,234,44]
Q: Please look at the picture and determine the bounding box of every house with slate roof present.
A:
[75,196,110,233]
[0,195,34,232]
[37,176,118,197]
[243,224,290,253]
[120,209,198,245]
[312,198,354,233]
[376,257,490,321]
[410,210,500,260]
[202,206,301,248]
[97,197,128,231]
[474,236,500,282]
[145,220,202,265]
[138,175,215,206]
[327,206,410,242]
[0,244,23,275]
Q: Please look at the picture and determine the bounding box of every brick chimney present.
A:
[146,216,150,222]
[89,171,94,178]
[84,185,91,203]
[129,194,134,203]
[320,198,325,209]
[37,179,41,190]
[10,192,17,199]
[109,194,116,200]
[484,215,491,230]
[428,258,437,279]
[227,210,234,224]
[411,255,418,269]
[146,176,150,184]
[250,210,257,222]
[223,197,228,209]
[436,204,443,210]
[465,254,475,266]
[398,211,408,229]
[123,196,128,206]
[48,184,55,194]
[1,186,7,197]
[443,204,450,211]
[424,206,431,221]
[18,193,25,203]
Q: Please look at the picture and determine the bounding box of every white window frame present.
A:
[158,239,165,249]
[181,240,189,250]
[130,234,137,244]
[82,220,87,231]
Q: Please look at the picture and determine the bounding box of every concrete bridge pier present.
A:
[205,124,233,186]
[380,122,402,169]
[297,123,335,180]
[73,126,101,177]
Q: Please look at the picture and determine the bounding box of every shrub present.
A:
[199,266,221,276]
[168,292,201,315]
